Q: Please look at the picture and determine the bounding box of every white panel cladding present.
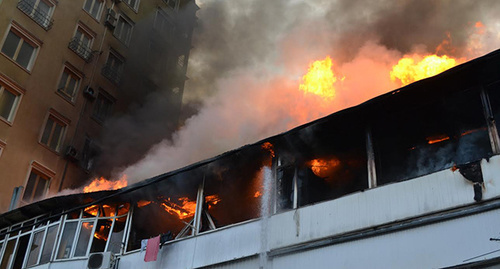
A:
[116,220,261,269]
[268,156,500,251]
[270,207,500,269]
[202,256,259,269]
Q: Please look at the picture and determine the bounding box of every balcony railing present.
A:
[68,38,93,62]
[101,64,121,85]
[17,0,54,30]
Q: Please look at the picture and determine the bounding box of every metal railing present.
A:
[101,64,121,85]
[17,0,54,30]
[68,38,93,62]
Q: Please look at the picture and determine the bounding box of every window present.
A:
[68,25,94,61]
[83,0,104,20]
[164,0,177,10]
[22,167,51,203]
[154,10,174,40]
[81,137,98,171]
[40,110,69,152]
[123,0,140,10]
[93,91,114,123]
[57,65,82,102]
[1,23,41,71]
[113,15,133,45]
[17,0,55,30]
[0,140,5,158]
[0,75,24,124]
[0,216,61,268]
[101,51,123,84]
[56,204,129,259]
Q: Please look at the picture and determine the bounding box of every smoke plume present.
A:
[103,0,500,183]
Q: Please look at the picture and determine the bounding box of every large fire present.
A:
[136,194,221,219]
[308,158,340,178]
[299,56,337,100]
[390,54,461,86]
[83,175,128,193]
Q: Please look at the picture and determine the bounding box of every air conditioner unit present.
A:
[83,86,96,100]
[65,146,78,161]
[105,9,117,29]
[87,252,114,269]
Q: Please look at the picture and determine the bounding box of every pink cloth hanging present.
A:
[144,235,160,262]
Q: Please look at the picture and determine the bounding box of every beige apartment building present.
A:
[0,0,198,212]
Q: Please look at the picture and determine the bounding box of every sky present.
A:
[94,0,500,183]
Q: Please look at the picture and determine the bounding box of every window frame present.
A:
[0,140,5,159]
[113,14,134,45]
[101,50,124,84]
[92,90,114,124]
[56,64,83,103]
[82,0,104,21]
[0,73,24,125]
[68,23,95,62]
[21,161,55,204]
[39,109,70,153]
[16,0,56,30]
[123,0,140,11]
[0,22,42,72]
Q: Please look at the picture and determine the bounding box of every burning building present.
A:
[1,49,500,268]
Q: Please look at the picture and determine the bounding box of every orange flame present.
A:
[261,142,275,157]
[308,158,340,178]
[83,175,128,193]
[427,135,450,145]
[160,197,197,219]
[137,200,152,208]
[299,56,337,100]
[390,54,461,86]
[254,191,262,198]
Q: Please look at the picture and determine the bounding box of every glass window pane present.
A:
[90,0,100,17]
[83,0,92,13]
[0,240,16,269]
[12,234,30,269]
[56,222,77,259]
[40,225,58,264]
[66,77,77,96]
[1,31,20,58]
[16,41,35,68]
[41,118,54,145]
[48,122,63,150]
[37,1,51,16]
[0,88,16,121]
[107,217,126,254]
[58,72,68,90]
[23,172,38,202]
[89,219,111,253]
[33,176,47,199]
[26,230,44,266]
[74,222,93,257]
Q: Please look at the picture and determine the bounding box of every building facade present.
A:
[0,0,198,212]
[0,49,499,269]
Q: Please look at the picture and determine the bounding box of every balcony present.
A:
[68,37,93,62]
[17,0,54,30]
[101,64,121,85]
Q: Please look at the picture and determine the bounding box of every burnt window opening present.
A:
[126,174,200,252]
[486,81,500,146]
[276,120,368,209]
[201,148,268,232]
[373,88,492,185]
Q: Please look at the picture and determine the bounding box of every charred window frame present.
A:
[484,81,500,154]
[372,87,492,185]
[55,203,130,260]
[0,215,62,269]
[125,173,200,252]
